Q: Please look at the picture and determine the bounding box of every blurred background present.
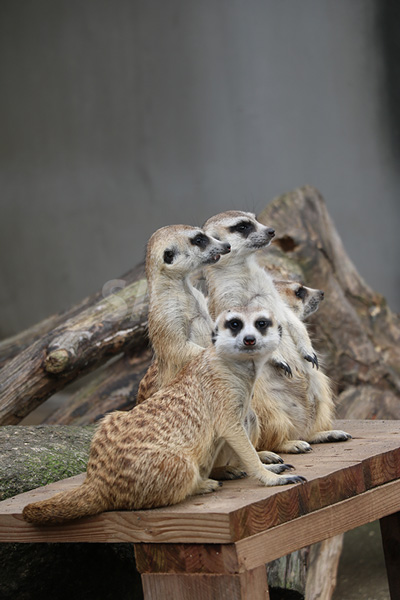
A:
[1,0,399,339]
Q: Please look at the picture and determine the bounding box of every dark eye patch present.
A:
[190,233,210,249]
[224,318,243,336]
[295,286,307,301]
[229,220,255,238]
[255,318,272,334]
[163,249,175,264]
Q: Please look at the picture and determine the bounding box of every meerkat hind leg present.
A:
[210,465,247,480]
[308,430,352,444]
[224,426,306,487]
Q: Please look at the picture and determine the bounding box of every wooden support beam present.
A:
[380,511,400,600]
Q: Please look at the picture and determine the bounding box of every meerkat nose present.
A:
[319,291,325,299]
[244,336,256,346]
[224,243,231,253]
[267,228,275,238]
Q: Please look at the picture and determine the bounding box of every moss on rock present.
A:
[0,425,96,500]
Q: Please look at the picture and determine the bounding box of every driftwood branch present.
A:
[43,348,153,425]
[0,276,148,425]
[0,263,145,369]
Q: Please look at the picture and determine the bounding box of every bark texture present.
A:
[1,185,399,599]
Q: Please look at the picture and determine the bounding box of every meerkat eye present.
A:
[295,286,307,300]
[225,318,243,332]
[190,233,209,249]
[163,249,175,264]
[255,318,272,331]
[229,221,255,236]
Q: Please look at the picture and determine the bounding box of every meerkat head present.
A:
[274,280,324,320]
[203,211,275,263]
[146,225,231,280]
[211,306,281,362]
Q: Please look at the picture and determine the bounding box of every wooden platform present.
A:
[1,420,400,599]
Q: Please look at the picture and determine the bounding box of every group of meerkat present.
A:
[23,211,350,525]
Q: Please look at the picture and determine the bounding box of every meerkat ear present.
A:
[163,249,175,264]
[278,324,283,338]
[211,327,218,344]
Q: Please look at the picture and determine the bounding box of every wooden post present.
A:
[135,543,269,600]
[380,511,400,600]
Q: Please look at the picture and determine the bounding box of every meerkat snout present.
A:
[244,335,256,346]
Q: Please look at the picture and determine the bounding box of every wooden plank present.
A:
[235,477,400,570]
[141,566,269,600]
[380,511,400,600]
[1,420,399,544]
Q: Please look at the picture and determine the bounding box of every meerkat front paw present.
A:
[277,360,293,377]
[270,357,292,377]
[303,352,319,369]
[257,450,284,464]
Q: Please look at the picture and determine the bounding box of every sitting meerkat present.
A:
[136,224,231,404]
[203,211,349,454]
[272,280,351,445]
[23,306,305,525]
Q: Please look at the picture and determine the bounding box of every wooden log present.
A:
[0,277,149,425]
[257,185,400,417]
[256,185,400,599]
[43,347,153,425]
[0,263,145,369]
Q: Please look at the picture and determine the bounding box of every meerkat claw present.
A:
[278,361,293,377]
[304,352,319,369]
[265,463,294,474]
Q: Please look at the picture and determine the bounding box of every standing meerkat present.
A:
[203,211,349,453]
[136,224,231,403]
[23,306,305,525]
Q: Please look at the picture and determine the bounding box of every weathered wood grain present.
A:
[0,278,148,425]
[43,347,153,424]
[1,421,399,546]
[0,264,145,368]
[141,567,270,600]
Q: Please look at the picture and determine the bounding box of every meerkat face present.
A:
[274,280,324,319]
[203,211,275,261]
[212,307,281,360]
[146,225,231,278]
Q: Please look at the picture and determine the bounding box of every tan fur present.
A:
[203,212,350,454]
[23,307,305,525]
[271,280,351,445]
[136,224,230,404]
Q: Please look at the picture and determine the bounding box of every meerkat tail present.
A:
[22,482,108,525]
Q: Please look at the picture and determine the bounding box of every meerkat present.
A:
[272,280,351,445]
[203,211,350,454]
[23,306,306,525]
[135,224,231,404]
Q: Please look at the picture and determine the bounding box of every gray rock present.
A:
[0,425,143,600]
[0,425,96,500]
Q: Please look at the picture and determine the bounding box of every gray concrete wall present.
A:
[1,0,399,338]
